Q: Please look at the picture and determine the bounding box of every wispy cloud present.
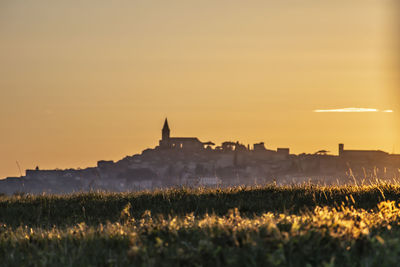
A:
[314,108,393,113]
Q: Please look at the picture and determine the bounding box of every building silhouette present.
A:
[1,117,400,194]
[159,118,205,150]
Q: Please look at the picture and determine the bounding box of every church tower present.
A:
[162,118,170,141]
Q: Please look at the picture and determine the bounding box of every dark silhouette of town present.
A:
[1,118,400,194]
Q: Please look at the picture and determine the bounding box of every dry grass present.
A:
[1,183,400,266]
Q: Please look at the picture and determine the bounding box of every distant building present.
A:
[276,148,290,160]
[5,117,400,195]
[158,118,207,151]
[338,143,389,160]
[253,142,266,151]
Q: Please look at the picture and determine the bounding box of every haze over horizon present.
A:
[1,0,399,178]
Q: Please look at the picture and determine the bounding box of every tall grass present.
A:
[1,183,400,266]
[0,183,397,227]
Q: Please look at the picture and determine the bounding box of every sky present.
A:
[0,0,399,178]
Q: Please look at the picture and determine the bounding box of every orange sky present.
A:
[0,0,399,178]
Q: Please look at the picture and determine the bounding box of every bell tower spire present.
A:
[162,118,170,141]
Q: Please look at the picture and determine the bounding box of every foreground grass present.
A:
[0,184,396,227]
[1,184,400,266]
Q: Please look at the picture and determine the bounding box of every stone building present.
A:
[158,118,208,151]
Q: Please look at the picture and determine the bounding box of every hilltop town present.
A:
[1,118,400,194]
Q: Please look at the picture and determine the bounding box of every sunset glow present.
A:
[314,108,394,113]
[0,0,398,178]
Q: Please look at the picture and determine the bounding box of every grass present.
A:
[1,183,400,266]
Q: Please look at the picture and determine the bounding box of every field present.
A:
[1,184,400,266]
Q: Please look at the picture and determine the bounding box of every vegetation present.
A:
[1,184,400,266]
